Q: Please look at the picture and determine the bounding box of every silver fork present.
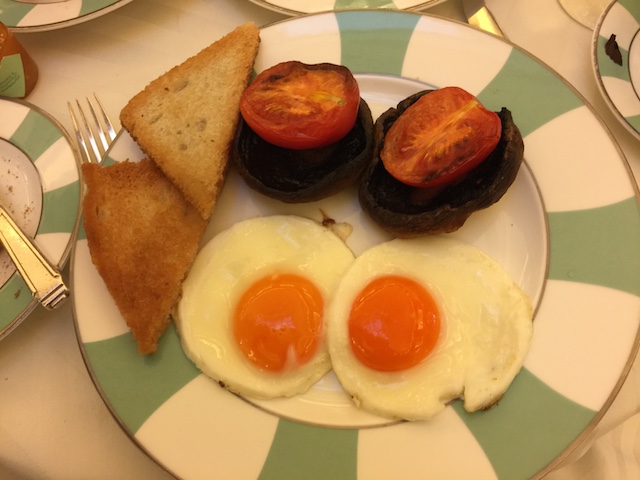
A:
[67,94,116,164]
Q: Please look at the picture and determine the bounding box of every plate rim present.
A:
[247,0,445,17]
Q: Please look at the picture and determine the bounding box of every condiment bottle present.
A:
[0,22,38,98]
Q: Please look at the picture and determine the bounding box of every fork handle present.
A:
[0,206,69,310]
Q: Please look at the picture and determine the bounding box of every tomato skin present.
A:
[239,61,360,150]
[380,87,501,188]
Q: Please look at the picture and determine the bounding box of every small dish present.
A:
[593,0,640,139]
[0,0,134,32]
[0,97,81,339]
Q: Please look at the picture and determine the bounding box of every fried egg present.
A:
[175,215,355,399]
[326,235,533,421]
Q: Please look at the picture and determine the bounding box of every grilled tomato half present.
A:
[358,88,524,237]
[380,86,501,188]
[239,61,361,150]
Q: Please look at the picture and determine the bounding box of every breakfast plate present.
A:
[0,97,81,339]
[0,0,134,32]
[72,10,640,480]
[593,0,640,139]
[248,0,444,16]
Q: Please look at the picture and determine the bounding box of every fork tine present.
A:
[92,94,116,143]
[67,101,93,164]
[86,97,108,154]
[76,99,101,162]
[67,94,116,164]
[86,94,116,152]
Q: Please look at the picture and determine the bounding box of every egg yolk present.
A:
[348,275,441,372]
[233,273,324,372]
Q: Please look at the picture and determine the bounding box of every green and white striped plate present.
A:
[72,10,640,480]
[0,97,81,339]
[249,0,444,16]
[593,0,640,139]
[0,0,134,32]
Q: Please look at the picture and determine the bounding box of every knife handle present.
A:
[0,206,69,310]
[470,5,507,39]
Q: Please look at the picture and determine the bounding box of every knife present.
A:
[0,204,69,310]
[462,0,506,39]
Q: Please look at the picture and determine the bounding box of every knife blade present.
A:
[462,0,506,39]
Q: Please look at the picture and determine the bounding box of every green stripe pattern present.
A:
[548,198,640,295]
[338,11,420,75]
[619,0,640,21]
[477,49,584,138]
[11,109,62,160]
[259,421,358,480]
[0,1,33,26]
[83,323,200,434]
[80,0,118,17]
[0,275,32,328]
[452,369,595,479]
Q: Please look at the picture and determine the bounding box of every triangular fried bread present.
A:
[120,22,261,219]
[82,159,208,355]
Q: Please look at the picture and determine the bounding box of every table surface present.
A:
[2,0,640,479]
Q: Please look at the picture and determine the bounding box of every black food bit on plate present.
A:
[606,34,623,66]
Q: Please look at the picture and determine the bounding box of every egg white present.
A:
[326,235,533,421]
[175,215,355,399]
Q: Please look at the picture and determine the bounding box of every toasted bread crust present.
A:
[120,23,261,219]
[82,159,207,354]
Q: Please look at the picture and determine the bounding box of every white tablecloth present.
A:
[1,0,639,478]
